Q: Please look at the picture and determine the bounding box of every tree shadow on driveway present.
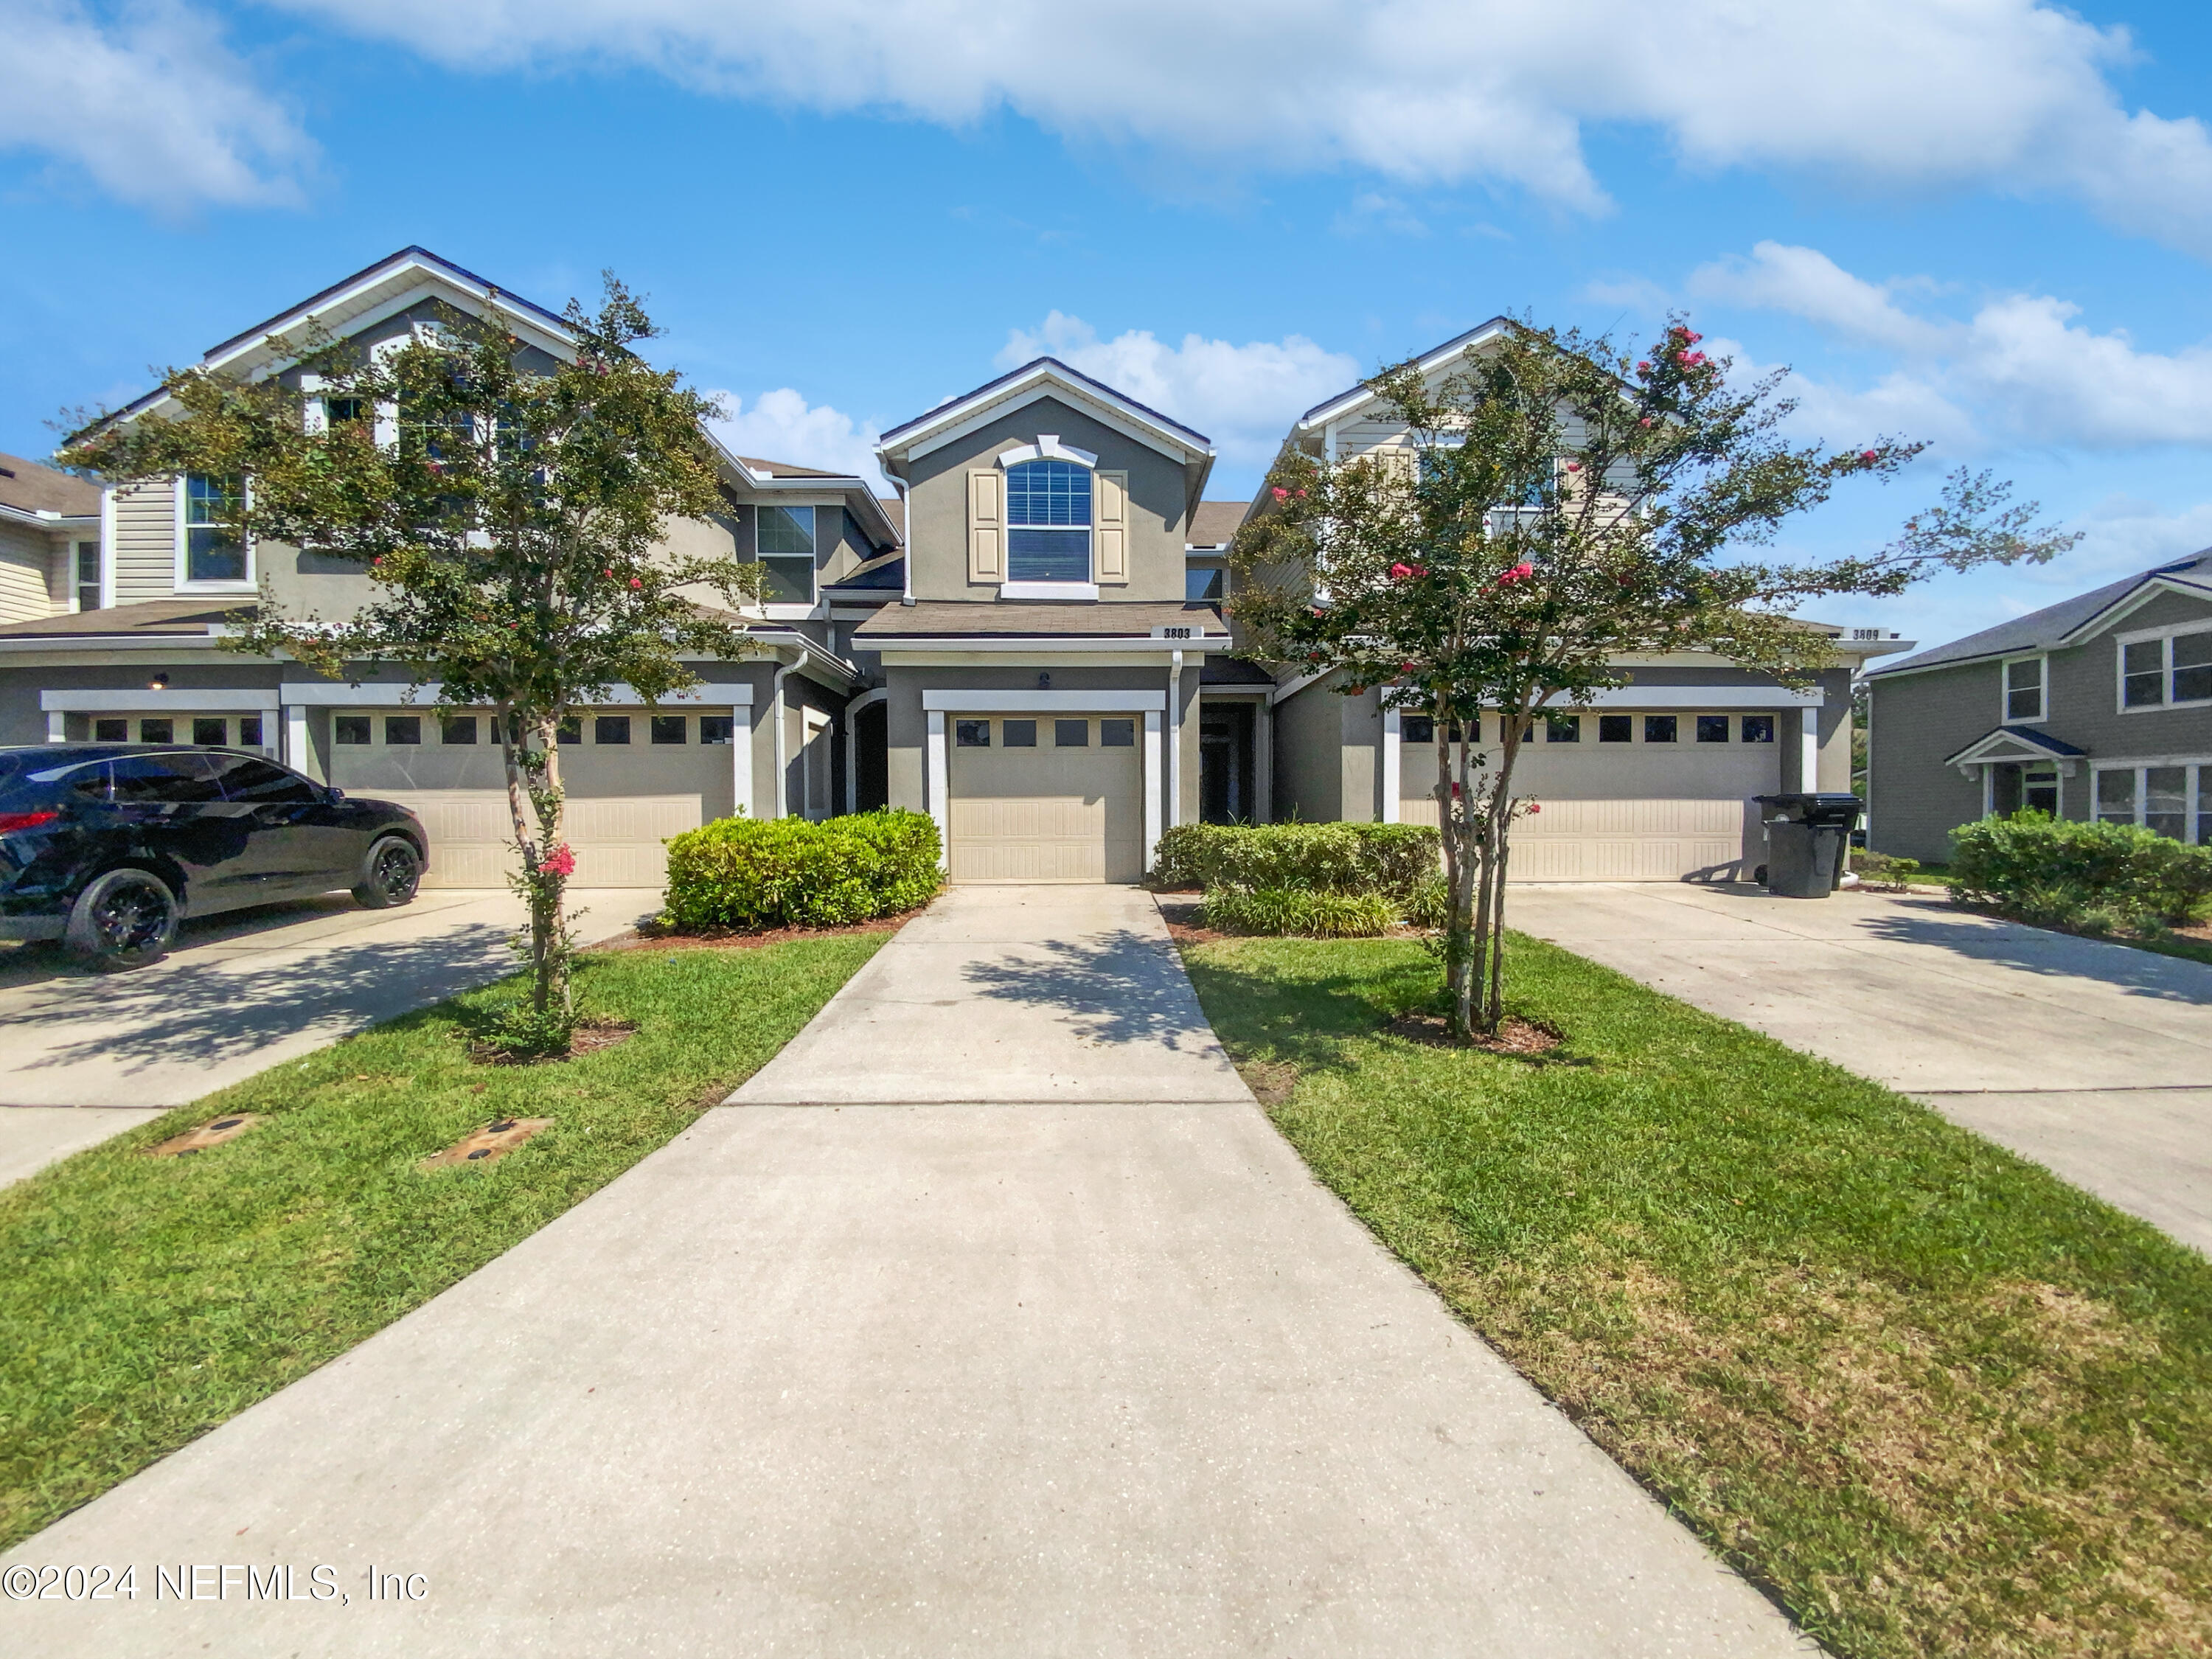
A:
[0,923,518,1083]
[959,928,1223,1053]
[1851,899,2212,1008]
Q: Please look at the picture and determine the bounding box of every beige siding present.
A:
[0,521,55,623]
[113,479,176,603]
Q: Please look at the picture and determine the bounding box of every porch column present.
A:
[926,709,948,871]
[1143,709,1164,867]
[1380,704,1402,824]
[1798,707,1820,792]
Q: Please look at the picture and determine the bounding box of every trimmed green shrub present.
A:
[662,809,942,930]
[1948,811,2212,931]
[1201,886,1399,939]
[1153,821,1441,898]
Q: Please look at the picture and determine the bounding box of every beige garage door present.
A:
[330,706,740,889]
[1399,710,1785,881]
[949,714,1145,884]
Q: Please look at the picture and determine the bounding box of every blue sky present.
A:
[6,0,2212,650]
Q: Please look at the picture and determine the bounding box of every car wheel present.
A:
[64,869,181,971]
[353,835,423,908]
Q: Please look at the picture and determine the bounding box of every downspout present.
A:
[1168,648,1183,830]
[770,659,793,821]
[891,475,914,607]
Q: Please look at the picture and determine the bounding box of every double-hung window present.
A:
[183,474,246,584]
[757,506,817,604]
[2121,627,2212,709]
[2096,762,2211,843]
[74,540,101,611]
[1004,459,1091,582]
[2002,655,2045,723]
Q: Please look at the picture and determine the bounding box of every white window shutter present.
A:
[1096,470,1128,582]
[969,470,1003,583]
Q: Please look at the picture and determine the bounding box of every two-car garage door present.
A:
[947,714,1145,884]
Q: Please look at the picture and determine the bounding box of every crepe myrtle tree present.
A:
[60,277,762,1053]
[1231,319,2076,1042]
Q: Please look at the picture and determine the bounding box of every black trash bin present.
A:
[1753,793,1863,898]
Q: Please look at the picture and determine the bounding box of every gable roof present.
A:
[1186,500,1245,548]
[102,247,578,431]
[1868,550,2212,678]
[0,451,99,520]
[877,357,1213,467]
[1295,318,1513,431]
[1942,726,2090,768]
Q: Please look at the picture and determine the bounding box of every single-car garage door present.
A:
[328,705,741,888]
[1399,709,1786,881]
[949,714,1144,883]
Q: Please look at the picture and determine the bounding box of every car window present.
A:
[208,754,321,805]
[109,752,226,805]
[66,763,113,804]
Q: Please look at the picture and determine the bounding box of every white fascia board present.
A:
[867,636,1217,655]
[42,688,279,713]
[880,650,1186,669]
[1295,320,1512,431]
[0,503,98,532]
[891,377,1211,467]
[1570,686,1823,709]
[279,681,753,707]
[0,635,240,655]
[2059,575,2212,645]
[923,689,1168,713]
[218,268,574,382]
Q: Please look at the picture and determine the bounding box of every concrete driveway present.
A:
[1512,882,2212,1253]
[0,887,651,1186]
[1,885,1806,1658]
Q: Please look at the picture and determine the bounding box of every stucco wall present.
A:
[901,394,1189,603]
[1271,675,1343,822]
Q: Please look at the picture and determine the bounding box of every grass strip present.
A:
[0,933,882,1551]
[1182,931,2212,1659]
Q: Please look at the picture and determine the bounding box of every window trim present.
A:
[2113,619,2212,713]
[2000,653,2047,725]
[2090,757,2210,842]
[173,473,254,593]
[1001,455,1095,586]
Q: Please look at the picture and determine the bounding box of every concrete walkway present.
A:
[0,888,650,1187]
[1513,882,2212,1254]
[2,884,1804,1658]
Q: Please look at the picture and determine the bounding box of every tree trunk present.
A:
[495,704,571,1029]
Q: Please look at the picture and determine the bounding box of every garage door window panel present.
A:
[1742,715,1774,743]
[596,716,630,745]
[442,717,477,744]
[386,716,421,745]
[1101,720,1135,747]
[1696,714,1729,743]
[1004,720,1037,748]
[1546,714,1579,742]
[192,718,227,746]
[139,718,173,744]
[1645,715,1678,743]
[1055,720,1088,747]
[956,720,990,748]
[94,717,128,742]
[652,715,686,745]
[1598,714,1631,743]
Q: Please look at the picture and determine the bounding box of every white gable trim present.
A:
[886,367,1211,467]
[1296,319,1512,431]
[2058,574,2212,644]
[996,435,1099,469]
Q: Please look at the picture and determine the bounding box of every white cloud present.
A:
[994,311,1361,472]
[1332,191,1427,238]
[265,0,2212,254]
[704,388,883,483]
[0,0,313,210]
[1694,241,2212,450]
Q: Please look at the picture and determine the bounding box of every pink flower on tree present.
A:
[1390,562,1413,580]
[1526,801,1542,815]
[1638,417,1653,428]
[1565,461,1582,473]
[1271,486,1289,501]
[1636,361,1651,373]
[1860,449,1879,463]
[540,844,576,878]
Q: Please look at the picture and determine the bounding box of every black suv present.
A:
[0,745,429,970]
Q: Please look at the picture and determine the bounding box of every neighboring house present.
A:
[0,451,101,624]
[2,257,1914,891]
[0,248,896,889]
[1865,551,2212,863]
[1242,323,1911,880]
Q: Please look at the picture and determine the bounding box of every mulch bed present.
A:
[1385,1011,1565,1056]
[597,914,910,953]
[1155,898,1234,947]
[468,1020,636,1066]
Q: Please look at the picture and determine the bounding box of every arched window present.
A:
[1004,459,1092,582]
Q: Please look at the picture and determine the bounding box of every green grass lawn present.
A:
[1182,932,2212,1659]
[0,933,882,1551]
